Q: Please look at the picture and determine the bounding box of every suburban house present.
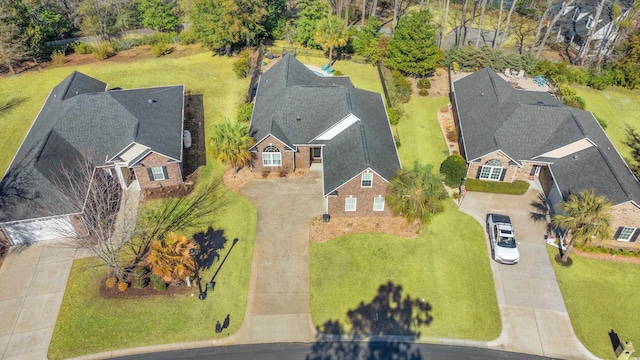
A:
[249,54,401,217]
[452,67,640,246]
[0,71,185,245]
[553,0,634,59]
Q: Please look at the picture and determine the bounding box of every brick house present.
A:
[249,54,401,217]
[452,67,640,247]
[0,71,185,245]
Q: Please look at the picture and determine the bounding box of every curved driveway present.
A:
[459,188,598,360]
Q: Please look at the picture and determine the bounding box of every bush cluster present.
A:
[233,50,251,79]
[92,41,115,61]
[442,46,537,75]
[237,102,254,122]
[150,274,167,291]
[387,106,402,126]
[151,42,173,57]
[439,154,467,188]
[51,50,67,65]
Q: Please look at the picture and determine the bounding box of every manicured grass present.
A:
[50,189,256,359]
[310,200,501,340]
[548,247,640,359]
[310,94,501,340]
[465,179,530,195]
[574,85,640,159]
[395,96,450,168]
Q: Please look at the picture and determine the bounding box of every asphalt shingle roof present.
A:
[0,72,183,223]
[251,54,400,195]
[454,67,640,206]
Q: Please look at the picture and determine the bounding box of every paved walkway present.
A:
[459,188,598,360]
[234,169,324,343]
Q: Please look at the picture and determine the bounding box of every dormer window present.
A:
[573,7,581,21]
[586,15,594,28]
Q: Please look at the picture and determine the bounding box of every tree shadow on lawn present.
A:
[192,227,227,271]
[307,281,433,360]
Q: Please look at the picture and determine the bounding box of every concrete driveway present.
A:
[235,170,324,343]
[459,187,598,359]
[0,244,76,360]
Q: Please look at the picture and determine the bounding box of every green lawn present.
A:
[310,94,501,340]
[574,85,640,159]
[36,47,258,358]
[548,248,640,359]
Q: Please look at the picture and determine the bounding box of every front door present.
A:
[312,147,322,163]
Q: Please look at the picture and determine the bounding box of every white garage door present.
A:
[2,217,75,245]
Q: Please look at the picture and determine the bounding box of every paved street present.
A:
[460,187,598,360]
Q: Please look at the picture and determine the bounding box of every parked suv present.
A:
[486,213,520,264]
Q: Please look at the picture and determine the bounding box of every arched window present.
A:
[479,159,504,180]
[262,145,281,166]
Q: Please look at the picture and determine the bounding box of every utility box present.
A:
[323,214,330,223]
[616,341,635,360]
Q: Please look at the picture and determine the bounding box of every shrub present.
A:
[150,274,167,291]
[237,102,253,122]
[387,107,401,126]
[333,70,343,76]
[452,61,460,73]
[595,115,608,130]
[391,70,412,103]
[233,50,251,78]
[112,38,138,51]
[105,277,117,288]
[71,41,93,54]
[151,42,173,57]
[446,127,458,142]
[134,266,148,278]
[440,154,467,188]
[179,30,198,45]
[278,168,288,177]
[417,78,431,89]
[563,95,586,110]
[133,277,148,289]
[51,50,66,65]
[557,84,577,98]
[418,89,429,97]
[465,179,529,195]
[92,41,115,60]
[117,281,129,292]
[394,135,401,148]
[262,169,270,178]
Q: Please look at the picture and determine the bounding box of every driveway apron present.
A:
[459,189,598,360]
[236,170,324,343]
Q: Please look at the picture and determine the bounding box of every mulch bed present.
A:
[141,182,195,200]
[309,216,421,243]
[223,166,310,193]
[99,279,193,299]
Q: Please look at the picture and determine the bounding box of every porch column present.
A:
[114,166,127,189]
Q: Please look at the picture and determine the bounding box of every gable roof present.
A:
[453,67,640,206]
[0,72,184,223]
[250,54,400,195]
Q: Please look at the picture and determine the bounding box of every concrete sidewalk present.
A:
[459,189,599,360]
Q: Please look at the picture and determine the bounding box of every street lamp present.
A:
[189,248,206,300]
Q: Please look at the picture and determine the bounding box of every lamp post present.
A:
[189,248,206,300]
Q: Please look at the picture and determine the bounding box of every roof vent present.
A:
[148,99,157,104]
[481,92,484,96]
[537,101,544,104]
[572,155,579,160]
[296,116,301,121]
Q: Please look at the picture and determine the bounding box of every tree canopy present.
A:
[136,0,179,32]
[351,18,383,63]
[313,15,348,61]
[295,0,329,48]
[385,9,443,76]
[208,119,255,171]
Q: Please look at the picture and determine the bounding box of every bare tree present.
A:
[536,0,576,58]
[493,0,504,47]
[530,0,555,55]
[512,14,536,53]
[499,0,519,47]
[475,0,489,48]
[579,0,606,66]
[459,0,470,46]
[361,0,367,25]
[0,16,27,75]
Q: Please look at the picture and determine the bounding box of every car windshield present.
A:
[497,236,517,248]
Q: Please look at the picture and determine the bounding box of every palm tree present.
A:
[551,190,612,262]
[386,161,448,228]
[314,15,349,61]
[209,118,254,172]
[146,232,197,284]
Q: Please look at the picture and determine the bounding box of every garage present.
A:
[1,217,75,245]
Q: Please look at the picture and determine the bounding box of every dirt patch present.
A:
[222,166,310,192]
[408,67,450,98]
[183,94,207,178]
[437,106,459,155]
[309,216,421,243]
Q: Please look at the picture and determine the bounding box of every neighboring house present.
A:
[452,67,640,246]
[0,71,185,245]
[249,54,401,217]
[554,0,634,58]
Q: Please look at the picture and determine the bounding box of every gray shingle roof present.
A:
[0,72,183,223]
[251,55,400,195]
[454,67,640,206]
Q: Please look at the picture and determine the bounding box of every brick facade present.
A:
[134,152,183,189]
[68,214,90,238]
[251,135,295,174]
[327,171,392,217]
[295,146,312,169]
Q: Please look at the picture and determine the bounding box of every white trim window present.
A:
[479,159,503,180]
[617,227,636,241]
[345,196,357,211]
[263,145,282,166]
[151,166,165,181]
[361,172,373,187]
[586,15,594,29]
[373,196,385,211]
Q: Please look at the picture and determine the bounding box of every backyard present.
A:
[309,87,501,340]
[548,248,640,359]
[0,46,259,358]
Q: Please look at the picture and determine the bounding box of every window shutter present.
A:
[613,227,623,240]
[147,168,154,181]
[631,229,639,243]
[476,167,482,179]
[162,166,169,180]
[499,168,506,181]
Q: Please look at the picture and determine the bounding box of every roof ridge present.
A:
[360,123,370,166]
[60,71,78,100]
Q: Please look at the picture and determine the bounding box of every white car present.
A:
[486,213,520,264]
